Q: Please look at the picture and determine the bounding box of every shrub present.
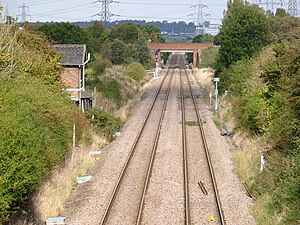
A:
[85,109,123,140]
[0,77,86,222]
[200,47,218,68]
[86,54,112,79]
[124,62,145,82]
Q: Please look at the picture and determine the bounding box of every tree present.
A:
[268,13,300,42]
[275,8,289,17]
[36,22,88,44]
[124,43,137,64]
[192,34,214,43]
[84,21,109,54]
[216,3,272,72]
[111,39,126,65]
[109,23,139,44]
[135,40,151,66]
[100,40,112,61]
[141,24,161,42]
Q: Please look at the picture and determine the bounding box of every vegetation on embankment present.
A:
[34,20,155,127]
[212,2,300,224]
[0,25,87,223]
[0,22,152,223]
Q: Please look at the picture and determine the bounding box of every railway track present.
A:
[180,64,225,225]
[100,66,174,224]
[99,54,225,225]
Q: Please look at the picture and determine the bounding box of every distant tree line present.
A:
[73,20,197,34]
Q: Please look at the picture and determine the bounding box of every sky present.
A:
[2,0,296,24]
[2,0,228,24]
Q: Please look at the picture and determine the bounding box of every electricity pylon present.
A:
[288,0,298,16]
[94,0,114,25]
[17,3,30,23]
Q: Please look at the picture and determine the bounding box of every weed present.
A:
[213,120,222,131]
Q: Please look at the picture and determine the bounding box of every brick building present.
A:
[52,44,94,111]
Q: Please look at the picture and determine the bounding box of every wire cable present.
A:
[115,1,226,7]
[31,5,95,18]
[30,3,94,16]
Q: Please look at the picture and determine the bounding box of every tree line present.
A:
[30,21,163,67]
[213,1,300,224]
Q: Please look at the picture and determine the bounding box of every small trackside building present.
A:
[52,44,95,112]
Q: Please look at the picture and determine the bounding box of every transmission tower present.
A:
[17,3,30,23]
[257,0,283,14]
[195,0,209,35]
[95,0,114,25]
[288,0,298,16]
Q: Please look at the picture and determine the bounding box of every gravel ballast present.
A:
[63,68,255,225]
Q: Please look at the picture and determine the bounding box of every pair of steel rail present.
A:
[100,55,225,225]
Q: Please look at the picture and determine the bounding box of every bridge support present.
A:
[157,51,161,68]
[193,51,198,68]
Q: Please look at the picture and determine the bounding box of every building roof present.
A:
[51,44,86,66]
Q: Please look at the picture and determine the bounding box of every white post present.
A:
[260,155,266,172]
[71,123,76,167]
[213,77,219,112]
[209,93,212,108]
[155,62,158,78]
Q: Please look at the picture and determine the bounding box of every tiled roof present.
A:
[51,44,86,65]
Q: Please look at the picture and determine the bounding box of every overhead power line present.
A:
[7,0,66,9]
[115,1,226,6]
[31,3,92,16]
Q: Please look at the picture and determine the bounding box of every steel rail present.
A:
[136,67,174,225]
[100,69,172,225]
[180,68,190,225]
[184,69,226,225]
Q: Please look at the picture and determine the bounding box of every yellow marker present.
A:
[209,215,215,222]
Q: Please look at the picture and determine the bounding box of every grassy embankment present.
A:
[196,11,300,225]
[0,25,86,223]
[0,25,150,224]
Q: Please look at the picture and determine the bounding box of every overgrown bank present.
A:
[211,2,300,224]
[0,25,86,223]
[0,23,152,224]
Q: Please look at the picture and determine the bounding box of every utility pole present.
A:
[288,0,298,16]
[94,0,114,26]
[17,3,30,23]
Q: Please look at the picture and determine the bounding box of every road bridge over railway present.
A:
[148,43,213,68]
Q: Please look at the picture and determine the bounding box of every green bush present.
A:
[86,54,112,79]
[0,25,86,223]
[221,41,300,224]
[124,62,145,82]
[0,77,86,222]
[200,47,218,68]
[85,109,123,140]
